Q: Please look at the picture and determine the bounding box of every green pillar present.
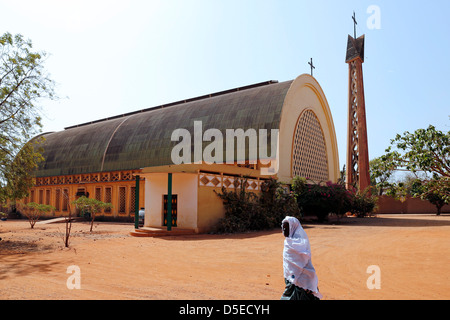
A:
[167,173,172,231]
[134,175,140,229]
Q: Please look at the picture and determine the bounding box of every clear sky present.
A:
[1,0,449,170]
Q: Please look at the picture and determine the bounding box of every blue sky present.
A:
[1,0,449,170]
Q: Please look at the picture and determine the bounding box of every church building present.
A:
[23,74,339,233]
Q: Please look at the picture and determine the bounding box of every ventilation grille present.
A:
[292,110,329,181]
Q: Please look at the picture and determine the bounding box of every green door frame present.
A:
[134,175,140,229]
[167,173,173,231]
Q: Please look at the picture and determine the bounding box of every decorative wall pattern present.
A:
[35,170,141,187]
[292,110,329,181]
[198,172,262,191]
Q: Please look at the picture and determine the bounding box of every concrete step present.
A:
[130,227,197,237]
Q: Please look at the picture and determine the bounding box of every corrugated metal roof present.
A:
[35,80,293,177]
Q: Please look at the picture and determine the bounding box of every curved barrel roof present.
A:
[35,80,293,177]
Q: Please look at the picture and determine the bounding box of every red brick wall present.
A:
[376,195,450,214]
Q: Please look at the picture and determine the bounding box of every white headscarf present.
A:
[282,216,322,299]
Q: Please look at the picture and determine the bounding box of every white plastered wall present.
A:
[141,173,198,229]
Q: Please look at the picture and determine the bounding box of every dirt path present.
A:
[1,214,449,300]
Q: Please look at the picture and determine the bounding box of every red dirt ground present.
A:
[1,214,449,300]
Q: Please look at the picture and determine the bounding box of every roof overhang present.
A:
[138,163,275,179]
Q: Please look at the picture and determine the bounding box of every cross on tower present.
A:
[352,11,358,39]
[308,58,315,77]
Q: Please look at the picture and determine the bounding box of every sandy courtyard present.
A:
[1,214,449,300]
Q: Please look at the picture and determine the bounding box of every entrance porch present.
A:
[133,164,265,236]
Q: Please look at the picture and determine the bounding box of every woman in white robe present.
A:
[281,216,322,300]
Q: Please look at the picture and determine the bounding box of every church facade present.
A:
[22,74,339,233]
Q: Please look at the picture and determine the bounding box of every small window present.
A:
[46,190,51,205]
[118,187,126,214]
[95,187,102,201]
[39,189,44,204]
[55,189,61,211]
[62,189,69,211]
[104,187,112,213]
[130,187,136,213]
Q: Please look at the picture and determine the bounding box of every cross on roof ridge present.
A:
[308,58,315,77]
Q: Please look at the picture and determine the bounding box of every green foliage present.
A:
[377,125,450,213]
[213,178,299,234]
[292,177,354,222]
[411,178,449,215]
[213,180,258,233]
[370,156,397,196]
[214,175,379,232]
[337,165,346,187]
[389,125,449,178]
[349,189,378,218]
[382,173,421,202]
[0,32,57,203]
[72,196,112,232]
[24,201,55,228]
[383,125,449,190]
[258,178,301,228]
[292,176,378,220]
[381,175,449,215]
[1,140,44,203]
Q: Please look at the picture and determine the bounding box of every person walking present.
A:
[281,216,322,300]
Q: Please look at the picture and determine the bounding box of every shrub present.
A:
[292,176,377,221]
[214,178,258,233]
[214,178,299,233]
[349,190,378,217]
[214,175,378,233]
[24,202,55,228]
[258,178,301,228]
[72,196,112,232]
[326,181,353,219]
[292,177,353,222]
[214,179,258,233]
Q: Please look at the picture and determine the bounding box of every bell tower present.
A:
[345,12,370,192]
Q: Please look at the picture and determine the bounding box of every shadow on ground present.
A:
[0,240,61,281]
[304,214,450,228]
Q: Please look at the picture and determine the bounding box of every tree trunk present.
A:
[90,214,95,232]
[64,218,71,247]
[64,201,72,247]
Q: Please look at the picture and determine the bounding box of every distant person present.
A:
[138,208,145,227]
[281,216,322,300]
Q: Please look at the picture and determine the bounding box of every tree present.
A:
[337,165,346,187]
[382,125,450,211]
[0,32,56,204]
[62,191,73,248]
[72,196,112,232]
[24,202,55,229]
[386,125,449,180]
[370,156,396,196]
[411,178,449,216]
[0,140,44,206]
